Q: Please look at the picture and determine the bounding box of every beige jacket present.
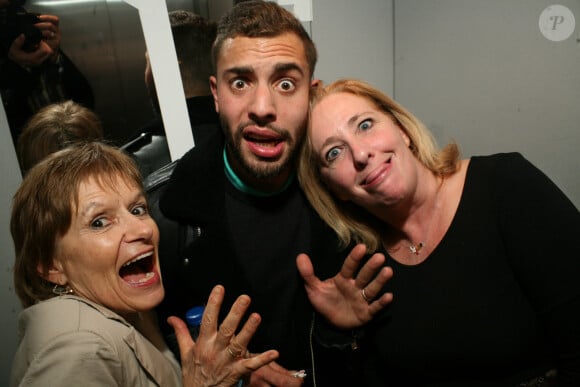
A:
[10,295,182,387]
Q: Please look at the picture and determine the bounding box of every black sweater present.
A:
[362,153,580,386]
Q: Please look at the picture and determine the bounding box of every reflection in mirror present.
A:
[1,0,201,175]
[129,0,194,160]
[29,0,154,145]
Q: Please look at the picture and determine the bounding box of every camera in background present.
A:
[0,1,42,53]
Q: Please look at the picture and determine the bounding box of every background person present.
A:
[16,100,103,174]
[10,142,278,387]
[298,78,580,386]
[0,0,94,147]
[126,10,219,177]
[145,9,218,126]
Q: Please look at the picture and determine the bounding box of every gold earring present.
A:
[52,284,74,296]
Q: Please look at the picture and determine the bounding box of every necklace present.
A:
[406,177,444,256]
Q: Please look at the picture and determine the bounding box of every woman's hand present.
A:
[297,244,393,329]
[168,285,279,387]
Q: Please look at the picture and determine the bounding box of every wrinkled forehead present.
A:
[216,33,310,76]
[71,173,141,211]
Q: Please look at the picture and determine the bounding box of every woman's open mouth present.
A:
[119,252,157,286]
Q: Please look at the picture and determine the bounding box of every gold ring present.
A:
[361,287,371,303]
[227,345,243,359]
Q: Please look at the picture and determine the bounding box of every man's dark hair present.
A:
[169,10,217,90]
[212,0,317,78]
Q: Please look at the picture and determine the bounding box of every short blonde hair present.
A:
[11,142,143,308]
[17,101,103,174]
[298,79,460,252]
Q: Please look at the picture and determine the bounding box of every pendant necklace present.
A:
[407,178,444,256]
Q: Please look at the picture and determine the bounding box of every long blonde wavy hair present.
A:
[298,79,460,252]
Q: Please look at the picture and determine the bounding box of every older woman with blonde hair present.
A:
[10,142,277,387]
[298,79,580,386]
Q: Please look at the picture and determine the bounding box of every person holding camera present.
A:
[0,0,94,149]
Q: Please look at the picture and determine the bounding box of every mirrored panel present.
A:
[1,0,210,175]
[26,0,187,145]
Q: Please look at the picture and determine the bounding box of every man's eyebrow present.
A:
[223,63,305,77]
[274,62,305,76]
[223,66,254,76]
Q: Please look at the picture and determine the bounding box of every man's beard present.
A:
[223,119,300,180]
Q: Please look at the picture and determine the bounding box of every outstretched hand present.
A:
[168,285,279,387]
[296,244,393,329]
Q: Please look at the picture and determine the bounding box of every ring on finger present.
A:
[361,287,371,303]
[227,337,245,359]
[227,345,243,359]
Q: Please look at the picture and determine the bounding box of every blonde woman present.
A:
[298,79,580,386]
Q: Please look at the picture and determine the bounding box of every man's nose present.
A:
[248,84,276,124]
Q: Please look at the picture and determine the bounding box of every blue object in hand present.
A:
[186,305,243,386]
[185,306,205,327]
[185,305,205,339]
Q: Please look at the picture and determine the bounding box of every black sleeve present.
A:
[496,153,580,386]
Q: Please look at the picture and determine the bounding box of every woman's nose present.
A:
[351,144,372,170]
[124,215,154,242]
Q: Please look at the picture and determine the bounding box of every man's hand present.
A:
[297,244,393,329]
[245,361,305,387]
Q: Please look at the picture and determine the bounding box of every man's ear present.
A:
[209,75,219,113]
[38,259,68,285]
[311,78,322,89]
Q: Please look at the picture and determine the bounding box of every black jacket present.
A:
[147,125,357,386]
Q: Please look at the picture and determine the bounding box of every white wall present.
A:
[312,0,394,95]
[394,0,580,209]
